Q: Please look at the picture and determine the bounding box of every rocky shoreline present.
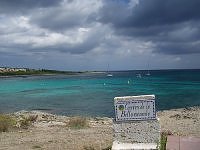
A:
[0,106,200,150]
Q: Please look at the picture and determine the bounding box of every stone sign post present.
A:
[112,95,160,150]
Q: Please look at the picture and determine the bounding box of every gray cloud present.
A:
[100,0,200,27]
[30,0,102,31]
[99,0,200,55]
[0,0,62,14]
[0,0,200,70]
[30,7,87,31]
[0,0,106,55]
[125,0,200,28]
[98,0,131,27]
[29,34,102,54]
[155,41,200,55]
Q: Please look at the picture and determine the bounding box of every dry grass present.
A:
[32,145,42,149]
[68,117,89,129]
[0,114,16,132]
[19,115,38,129]
[83,144,112,150]
[102,146,112,150]
[83,145,95,150]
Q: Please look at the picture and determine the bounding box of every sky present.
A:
[0,0,200,71]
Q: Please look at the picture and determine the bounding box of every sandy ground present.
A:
[157,106,200,137]
[0,111,113,150]
[0,106,200,150]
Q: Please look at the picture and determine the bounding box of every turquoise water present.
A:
[0,69,200,117]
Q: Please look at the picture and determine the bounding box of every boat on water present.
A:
[136,73,142,78]
[146,71,151,76]
[106,64,113,77]
[107,74,113,77]
[146,60,151,76]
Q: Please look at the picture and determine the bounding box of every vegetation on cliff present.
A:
[0,68,83,76]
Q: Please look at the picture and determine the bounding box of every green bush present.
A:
[160,132,167,150]
[0,114,16,132]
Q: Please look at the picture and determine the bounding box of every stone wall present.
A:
[113,119,160,144]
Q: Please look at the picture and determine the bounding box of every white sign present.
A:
[114,95,156,121]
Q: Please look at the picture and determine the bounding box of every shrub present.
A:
[27,115,38,122]
[102,146,112,150]
[68,117,89,129]
[32,145,42,149]
[160,132,167,150]
[19,115,38,129]
[83,146,95,150]
[0,114,16,132]
[19,118,31,129]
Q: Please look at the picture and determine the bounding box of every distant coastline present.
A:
[0,67,105,77]
[0,67,80,76]
[1,67,199,77]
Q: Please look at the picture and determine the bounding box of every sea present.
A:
[0,69,200,117]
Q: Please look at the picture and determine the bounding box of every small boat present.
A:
[146,62,151,76]
[106,64,113,77]
[146,71,151,76]
[136,73,142,78]
[107,74,113,77]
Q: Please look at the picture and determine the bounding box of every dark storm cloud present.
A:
[100,0,200,27]
[30,7,86,31]
[125,0,200,27]
[29,1,101,32]
[59,41,99,54]
[31,37,101,54]
[155,41,200,55]
[99,0,200,55]
[0,0,62,14]
[0,37,100,55]
[0,0,200,70]
[98,0,131,27]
